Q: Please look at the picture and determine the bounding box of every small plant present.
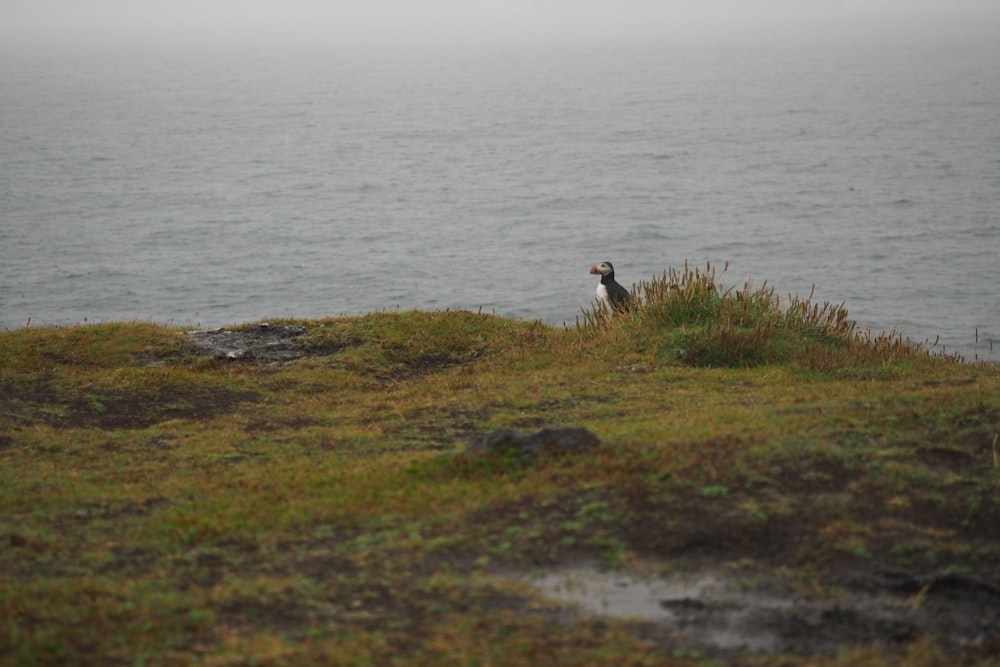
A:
[701,485,729,498]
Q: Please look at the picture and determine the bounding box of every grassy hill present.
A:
[2,265,998,666]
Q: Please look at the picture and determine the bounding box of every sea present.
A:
[2,29,998,362]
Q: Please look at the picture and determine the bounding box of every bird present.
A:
[589,261,632,312]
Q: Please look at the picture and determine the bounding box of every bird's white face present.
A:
[589,262,613,277]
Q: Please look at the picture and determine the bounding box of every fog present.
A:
[3,0,999,51]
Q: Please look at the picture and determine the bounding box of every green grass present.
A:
[580,261,953,373]
[1,275,999,666]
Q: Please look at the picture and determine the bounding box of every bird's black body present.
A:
[589,261,632,312]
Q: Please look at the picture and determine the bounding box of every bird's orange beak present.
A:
[589,265,600,275]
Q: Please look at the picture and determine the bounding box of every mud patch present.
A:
[185,324,308,365]
[6,377,259,430]
[64,385,259,430]
[509,564,1000,657]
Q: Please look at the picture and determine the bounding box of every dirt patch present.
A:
[243,415,327,433]
[386,352,461,380]
[183,324,469,379]
[66,385,259,430]
[57,498,174,524]
[216,589,317,634]
[380,405,494,452]
[509,563,1000,658]
[4,375,259,430]
[185,324,309,365]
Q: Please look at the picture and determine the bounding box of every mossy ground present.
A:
[2,270,999,666]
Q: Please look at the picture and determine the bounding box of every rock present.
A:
[465,425,603,459]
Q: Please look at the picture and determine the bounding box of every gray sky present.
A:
[3,0,999,50]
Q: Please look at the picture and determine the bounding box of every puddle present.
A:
[533,567,724,619]
[529,567,791,652]
[507,564,1000,656]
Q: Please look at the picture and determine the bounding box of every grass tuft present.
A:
[579,260,961,373]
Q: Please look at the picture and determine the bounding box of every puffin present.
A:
[589,261,632,312]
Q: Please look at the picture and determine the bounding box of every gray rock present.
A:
[465,425,603,459]
[185,324,307,364]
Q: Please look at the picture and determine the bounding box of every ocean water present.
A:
[2,33,998,361]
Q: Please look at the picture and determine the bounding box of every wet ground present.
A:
[184,323,308,364]
[507,563,1000,658]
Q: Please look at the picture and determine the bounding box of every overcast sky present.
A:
[3,0,999,50]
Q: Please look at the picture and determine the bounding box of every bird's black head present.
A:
[588,261,615,280]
